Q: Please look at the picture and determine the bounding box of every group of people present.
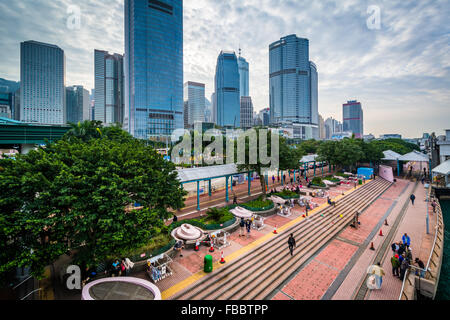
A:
[390,233,426,281]
[111,258,134,277]
[239,217,253,237]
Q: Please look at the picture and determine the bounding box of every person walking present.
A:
[272,175,275,185]
[288,234,296,256]
[172,214,178,223]
[239,218,245,237]
[233,193,238,205]
[402,233,411,248]
[391,254,400,277]
[410,194,416,206]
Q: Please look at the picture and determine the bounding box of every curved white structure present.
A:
[82,277,161,300]
[174,224,202,240]
[230,206,254,219]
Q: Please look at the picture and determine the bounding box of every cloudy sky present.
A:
[0,0,449,138]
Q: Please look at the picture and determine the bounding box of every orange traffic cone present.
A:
[369,242,375,250]
[209,241,215,252]
[273,225,278,234]
[220,251,226,264]
[379,229,383,236]
[194,240,200,251]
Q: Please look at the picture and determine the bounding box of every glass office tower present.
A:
[66,85,90,124]
[94,50,124,125]
[124,0,183,140]
[240,96,253,129]
[269,35,313,125]
[214,51,240,127]
[238,54,249,98]
[343,100,364,138]
[184,81,205,126]
[20,41,65,124]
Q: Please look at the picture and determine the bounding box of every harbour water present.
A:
[435,200,450,300]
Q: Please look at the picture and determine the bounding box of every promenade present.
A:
[160,177,435,300]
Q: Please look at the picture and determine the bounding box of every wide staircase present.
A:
[171,178,393,300]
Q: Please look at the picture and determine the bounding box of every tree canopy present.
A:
[0,123,186,283]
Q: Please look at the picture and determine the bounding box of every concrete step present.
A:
[172,179,392,300]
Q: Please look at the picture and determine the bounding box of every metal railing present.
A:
[399,186,443,300]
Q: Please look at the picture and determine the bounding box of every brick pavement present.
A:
[270,178,413,300]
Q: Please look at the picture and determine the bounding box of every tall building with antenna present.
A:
[237,48,249,98]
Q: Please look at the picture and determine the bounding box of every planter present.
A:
[309,184,329,190]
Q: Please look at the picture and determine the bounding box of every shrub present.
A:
[240,197,274,211]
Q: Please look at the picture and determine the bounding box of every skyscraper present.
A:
[20,40,65,124]
[214,51,240,127]
[94,50,124,125]
[184,81,205,126]
[238,51,249,98]
[269,35,319,135]
[66,85,90,123]
[124,0,183,140]
[240,96,253,129]
[343,100,364,138]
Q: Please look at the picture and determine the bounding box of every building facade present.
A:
[269,35,318,128]
[94,50,124,125]
[66,85,90,124]
[20,41,65,124]
[238,54,249,97]
[318,114,325,140]
[0,90,13,119]
[343,100,364,138]
[124,0,183,139]
[184,81,205,126]
[240,96,253,129]
[214,51,240,127]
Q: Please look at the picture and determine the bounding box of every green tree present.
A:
[235,129,304,197]
[0,134,186,282]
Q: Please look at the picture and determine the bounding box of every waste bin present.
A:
[358,179,362,185]
[204,255,213,273]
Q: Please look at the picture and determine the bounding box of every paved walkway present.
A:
[268,178,435,301]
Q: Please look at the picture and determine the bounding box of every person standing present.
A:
[246,219,252,237]
[288,234,296,256]
[272,175,275,185]
[233,193,238,205]
[174,240,185,258]
[391,254,400,277]
[399,256,409,280]
[402,233,411,248]
[172,214,178,223]
[431,200,437,213]
[410,194,416,206]
[415,258,426,278]
[239,218,245,237]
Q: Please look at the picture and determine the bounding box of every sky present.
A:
[0,0,449,138]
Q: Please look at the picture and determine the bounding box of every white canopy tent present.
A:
[397,150,430,176]
[382,150,402,161]
[432,159,450,187]
[397,150,429,162]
